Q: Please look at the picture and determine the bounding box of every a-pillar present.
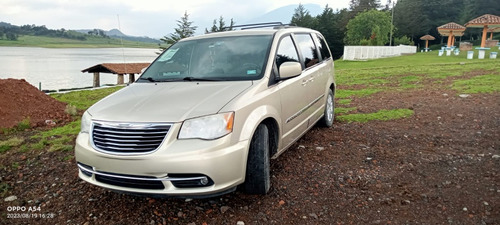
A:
[93,72,100,87]
[117,74,124,85]
[129,73,135,83]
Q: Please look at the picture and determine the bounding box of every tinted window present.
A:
[275,35,299,69]
[313,34,331,60]
[139,35,273,81]
[294,34,319,68]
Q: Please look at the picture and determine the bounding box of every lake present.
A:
[0,47,158,91]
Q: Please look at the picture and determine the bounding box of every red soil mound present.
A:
[0,79,70,128]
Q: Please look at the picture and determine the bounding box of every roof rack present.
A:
[226,22,295,30]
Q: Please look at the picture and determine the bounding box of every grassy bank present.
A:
[0,35,159,48]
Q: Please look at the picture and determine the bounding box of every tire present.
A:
[244,123,270,194]
[319,89,335,127]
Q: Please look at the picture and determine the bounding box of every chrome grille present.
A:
[91,122,171,154]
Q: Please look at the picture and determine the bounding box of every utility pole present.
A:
[389,0,395,46]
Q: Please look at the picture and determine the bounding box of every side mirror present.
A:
[279,61,302,79]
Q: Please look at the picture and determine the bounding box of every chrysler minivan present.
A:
[75,23,335,197]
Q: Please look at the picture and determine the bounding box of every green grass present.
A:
[51,86,123,110]
[1,118,31,135]
[338,109,414,123]
[0,137,25,153]
[334,49,500,70]
[0,35,158,48]
[337,99,352,105]
[452,74,500,94]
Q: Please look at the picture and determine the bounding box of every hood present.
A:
[88,81,252,123]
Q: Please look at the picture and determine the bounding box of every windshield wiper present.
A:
[182,77,221,81]
[137,77,157,82]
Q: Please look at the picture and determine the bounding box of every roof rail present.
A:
[226,22,295,30]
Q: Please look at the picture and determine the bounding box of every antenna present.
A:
[117,14,128,75]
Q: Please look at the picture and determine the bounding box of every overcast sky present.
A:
[1,0,351,38]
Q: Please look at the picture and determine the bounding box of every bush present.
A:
[394,36,414,46]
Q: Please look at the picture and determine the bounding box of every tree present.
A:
[345,9,391,45]
[205,16,234,33]
[314,5,345,59]
[159,11,197,52]
[349,0,381,13]
[291,4,317,28]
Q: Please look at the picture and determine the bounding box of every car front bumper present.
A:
[74,131,249,197]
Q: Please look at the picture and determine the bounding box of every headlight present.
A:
[178,112,234,140]
[80,111,92,133]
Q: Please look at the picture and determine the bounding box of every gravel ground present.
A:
[1,81,499,224]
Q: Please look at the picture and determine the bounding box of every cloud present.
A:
[2,0,351,38]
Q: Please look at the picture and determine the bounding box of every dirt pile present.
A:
[0,79,70,129]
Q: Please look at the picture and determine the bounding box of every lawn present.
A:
[0,35,158,48]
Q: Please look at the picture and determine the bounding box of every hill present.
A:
[244,4,323,24]
[74,28,160,44]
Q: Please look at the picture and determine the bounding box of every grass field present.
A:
[0,35,159,48]
[334,50,500,122]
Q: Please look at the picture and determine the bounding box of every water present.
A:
[0,47,158,90]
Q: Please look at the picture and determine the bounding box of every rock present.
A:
[187,223,196,225]
[463,207,468,211]
[4,195,17,202]
[442,93,448,96]
[177,212,184,217]
[316,147,325,151]
[298,145,305,149]
[484,201,489,206]
[220,206,230,213]
[185,198,193,202]
[459,94,470,98]
[492,155,500,159]
[309,213,318,219]
[401,200,411,205]
[279,200,285,206]
[236,221,245,225]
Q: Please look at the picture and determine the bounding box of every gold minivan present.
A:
[75,24,335,197]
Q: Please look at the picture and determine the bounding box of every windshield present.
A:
[139,35,273,82]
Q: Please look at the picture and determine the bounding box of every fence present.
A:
[343,45,417,60]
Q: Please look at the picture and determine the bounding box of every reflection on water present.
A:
[0,47,158,90]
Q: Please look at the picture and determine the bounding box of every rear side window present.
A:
[294,34,319,69]
[275,35,300,69]
[313,34,331,60]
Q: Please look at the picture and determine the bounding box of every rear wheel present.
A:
[319,89,335,127]
[243,123,270,194]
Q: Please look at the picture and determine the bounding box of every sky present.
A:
[1,0,351,38]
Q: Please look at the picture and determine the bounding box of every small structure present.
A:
[82,63,150,87]
[419,34,435,51]
[437,22,466,48]
[465,14,500,48]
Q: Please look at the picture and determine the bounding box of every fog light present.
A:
[200,177,209,185]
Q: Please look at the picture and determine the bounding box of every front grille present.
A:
[91,122,171,154]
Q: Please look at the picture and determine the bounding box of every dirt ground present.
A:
[0,79,70,129]
[0,79,499,224]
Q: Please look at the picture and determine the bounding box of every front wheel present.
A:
[243,123,270,194]
[319,89,335,127]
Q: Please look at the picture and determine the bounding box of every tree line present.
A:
[0,23,109,41]
[161,0,499,59]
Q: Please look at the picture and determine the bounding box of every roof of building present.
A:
[420,35,436,40]
[465,14,500,28]
[438,22,466,31]
[82,63,150,74]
